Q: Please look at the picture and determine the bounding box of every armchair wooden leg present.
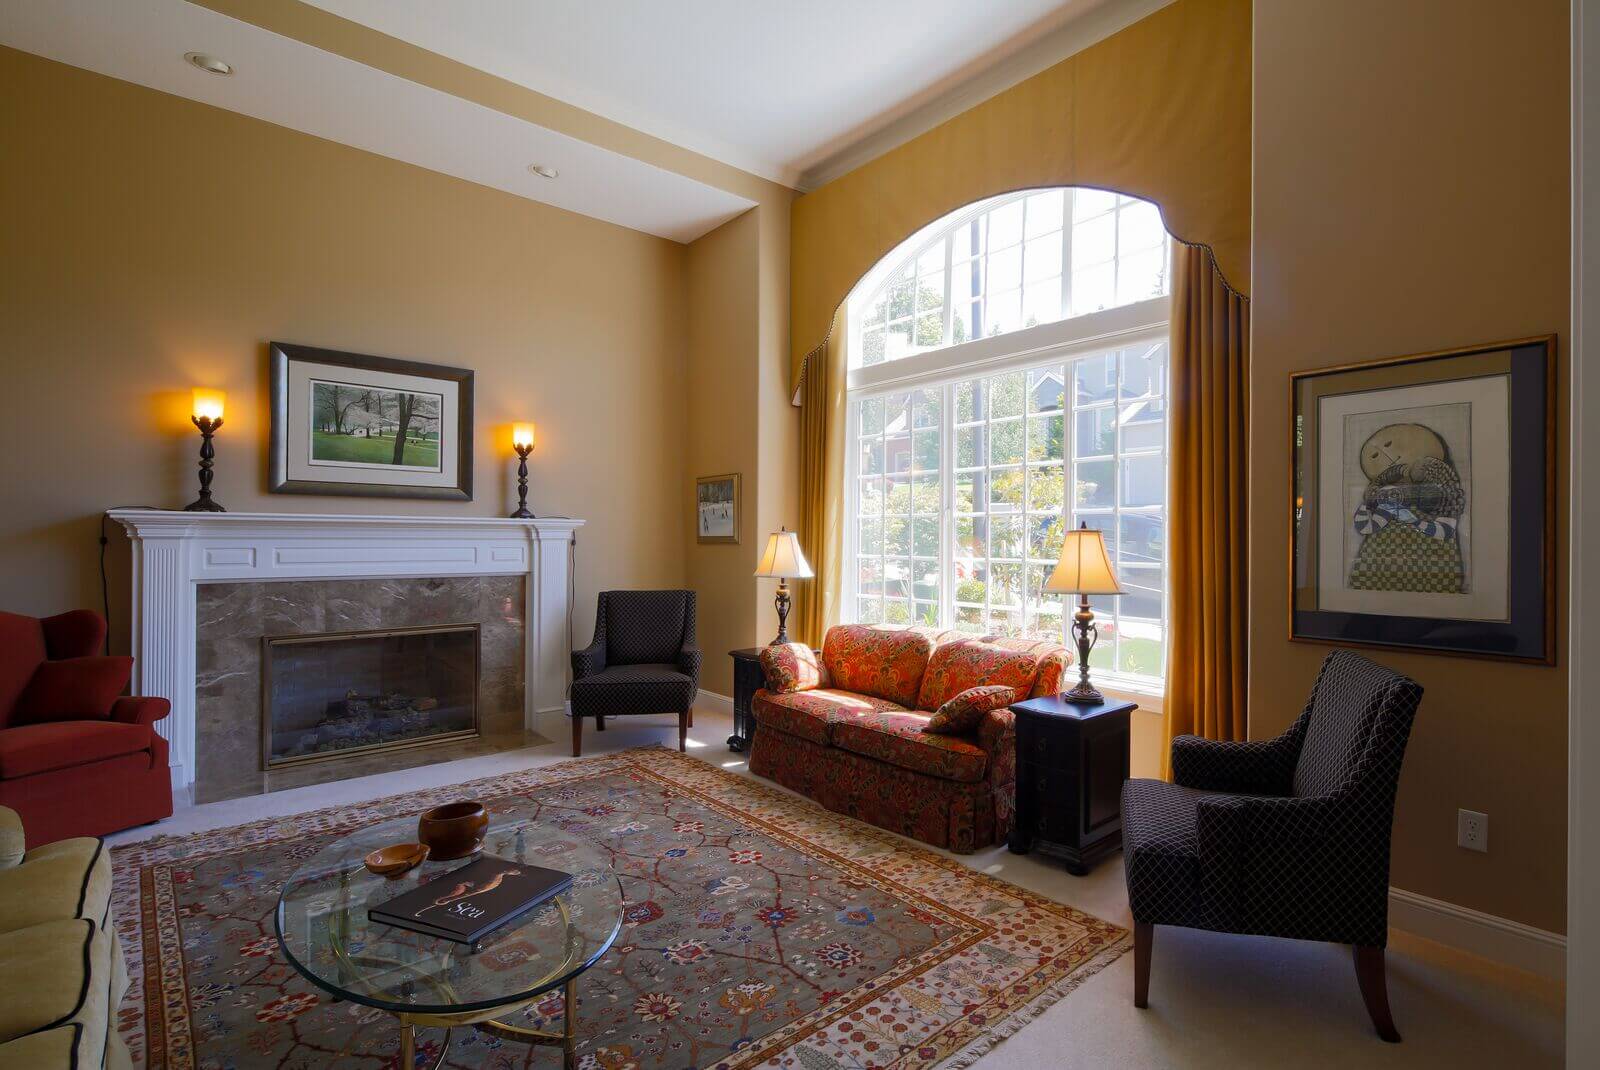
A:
[1133,922,1153,1008]
[687,709,694,728]
[596,715,606,732]
[678,709,689,752]
[571,715,583,758]
[1353,945,1400,1042]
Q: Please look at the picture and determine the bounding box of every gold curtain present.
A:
[1162,242,1250,774]
[792,309,848,647]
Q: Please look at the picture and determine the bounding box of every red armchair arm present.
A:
[110,695,171,727]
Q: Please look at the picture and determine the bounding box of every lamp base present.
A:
[769,580,792,646]
[183,496,226,513]
[1062,680,1106,705]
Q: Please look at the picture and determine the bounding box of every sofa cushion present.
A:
[831,710,990,783]
[924,685,1018,735]
[757,642,822,694]
[0,917,113,1070]
[0,720,153,780]
[752,688,910,746]
[916,640,1041,711]
[0,837,111,934]
[980,636,1074,697]
[12,656,131,726]
[821,625,932,707]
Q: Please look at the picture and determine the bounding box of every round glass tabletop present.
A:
[275,813,623,1016]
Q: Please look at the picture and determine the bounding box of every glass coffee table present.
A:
[275,813,623,1069]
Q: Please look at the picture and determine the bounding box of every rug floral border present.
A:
[112,746,1128,1069]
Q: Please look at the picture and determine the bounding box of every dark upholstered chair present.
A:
[569,590,701,757]
[1122,651,1423,1042]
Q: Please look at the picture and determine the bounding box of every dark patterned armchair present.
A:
[1121,651,1423,1042]
[569,590,701,757]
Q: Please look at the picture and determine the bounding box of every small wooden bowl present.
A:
[363,842,429,878]
[418,800,488,861]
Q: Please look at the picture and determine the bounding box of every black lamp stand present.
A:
[510,443,535,519]
[183,415,226,512]
[1064,592,1105,704]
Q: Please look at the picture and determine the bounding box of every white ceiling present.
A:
[303,0,1119,188]
[0,0,756,242]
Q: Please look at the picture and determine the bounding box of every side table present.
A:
[727,648,766,752]
[1007,694,1136,875]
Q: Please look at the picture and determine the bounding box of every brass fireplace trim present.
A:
[260,623,481,772]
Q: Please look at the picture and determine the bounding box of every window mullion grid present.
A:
[1064,365,1077,651]
[1111,346,1125,676]
[940,381,955,631]
[1061,188,1075,320]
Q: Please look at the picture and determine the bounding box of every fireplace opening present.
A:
[262,624,479,769]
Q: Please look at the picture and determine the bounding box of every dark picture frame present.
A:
[269,342,474,501]
[1289,336,1556,664]
[695,473,740,544]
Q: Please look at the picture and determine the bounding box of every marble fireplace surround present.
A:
[108,510,582,800]
[195,576,525,803]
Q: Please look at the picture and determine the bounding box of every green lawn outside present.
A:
[312,431,439,468]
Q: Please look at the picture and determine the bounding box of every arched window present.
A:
[844,188,1171,689]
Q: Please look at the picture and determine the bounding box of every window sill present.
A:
[1094,677,1165,714]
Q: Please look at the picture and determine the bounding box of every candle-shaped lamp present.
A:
[184,388,227,512]
[510,423,536,519]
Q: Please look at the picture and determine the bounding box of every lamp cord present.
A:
[99,506,161,655]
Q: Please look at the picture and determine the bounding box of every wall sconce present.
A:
[184,388,227,512]
[510,423,536,519]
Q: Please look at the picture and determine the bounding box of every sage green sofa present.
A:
[0,805,130,1068]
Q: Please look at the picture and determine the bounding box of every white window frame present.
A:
[844,296,1171,694]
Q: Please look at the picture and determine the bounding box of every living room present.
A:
[0,1,1594,1067]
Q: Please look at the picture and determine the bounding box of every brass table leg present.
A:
[563,977,577,1069]
[400,1021,414,1067]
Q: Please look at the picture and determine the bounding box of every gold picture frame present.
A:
[695,473,740,544]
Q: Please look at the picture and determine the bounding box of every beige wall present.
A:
[0,47,692,654]
[1252,1,1570,933]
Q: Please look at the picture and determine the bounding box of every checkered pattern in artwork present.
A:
[1123,650,1423,948]
[569,590,701,720]
[1349,522,1465,594]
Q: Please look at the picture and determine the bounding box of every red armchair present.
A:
[0,610,173,847]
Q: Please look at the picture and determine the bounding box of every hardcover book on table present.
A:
[368,855,573,944]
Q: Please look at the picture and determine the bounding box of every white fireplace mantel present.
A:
[108,509,583,794]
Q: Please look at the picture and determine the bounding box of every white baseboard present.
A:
[1389,886,1567,980]
[695,689,734,715]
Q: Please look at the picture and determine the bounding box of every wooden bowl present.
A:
[363,842,429,878]
[418,800,488,861]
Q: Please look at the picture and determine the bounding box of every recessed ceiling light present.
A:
[527,164,559,179]
[184,52,233,76]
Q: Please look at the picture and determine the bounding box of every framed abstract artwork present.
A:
[269,342,474,500]
[1289,336,1555,663]
[696,473,740,544]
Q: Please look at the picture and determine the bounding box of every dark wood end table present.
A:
[727,648,767,752]
[1007,694,1137,875]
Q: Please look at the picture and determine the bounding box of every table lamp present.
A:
[184,388,227,512]
[1045,522,1123,703]
[753,528,813,645]
[510,423,536,518]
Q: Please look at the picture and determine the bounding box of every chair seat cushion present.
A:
[0,721,153,780]
[0,918,114,1069]
[752,688,910,746]
[1122,779,1207,922]
[831,710,989,783]
[569,663,695,719]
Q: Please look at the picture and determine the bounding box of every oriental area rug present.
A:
[111,747,1126,1069]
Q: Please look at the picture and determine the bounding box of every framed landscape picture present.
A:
[269,342,473,500]
[1290,336,1555,663]
[696,473,740,544]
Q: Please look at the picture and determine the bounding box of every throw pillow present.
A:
[923,684,1017,735]
[12,656,131,725]
[758,642,822,694]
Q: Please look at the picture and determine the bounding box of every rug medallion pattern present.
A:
[111,748,1126,1068]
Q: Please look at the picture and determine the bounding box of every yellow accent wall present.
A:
[1251,0,1569,933]
[789,0,1252,390]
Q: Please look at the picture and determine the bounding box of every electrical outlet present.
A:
[1457,809,1488,853]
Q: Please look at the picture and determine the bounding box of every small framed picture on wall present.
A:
[269,342,474,501]
[1289,335,1555,663]
[696,473,740,544]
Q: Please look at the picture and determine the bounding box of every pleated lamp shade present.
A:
[1044,523,1123,595]
[754,529,814,579]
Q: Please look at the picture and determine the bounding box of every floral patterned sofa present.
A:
[748,625,1071,853]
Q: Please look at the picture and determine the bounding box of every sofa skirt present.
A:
[749,724,1010,853]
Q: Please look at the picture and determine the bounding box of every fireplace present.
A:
[261,624,480,769]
